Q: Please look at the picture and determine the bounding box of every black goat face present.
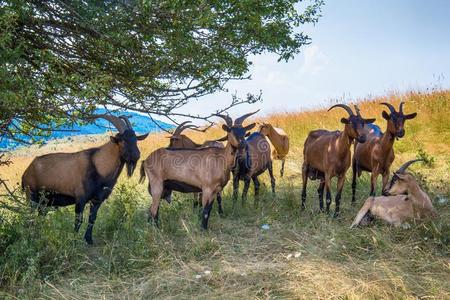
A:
[112,130,148,177]
[342,115,375,143]
[382,110,417,139]
[222,123,256,149]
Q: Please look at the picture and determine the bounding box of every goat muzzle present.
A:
[357,135,366,143]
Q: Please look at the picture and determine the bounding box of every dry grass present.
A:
[0,90,449,299]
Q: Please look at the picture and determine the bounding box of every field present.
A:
[0,90,449,299]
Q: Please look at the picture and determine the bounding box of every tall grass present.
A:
[0,90,449,299]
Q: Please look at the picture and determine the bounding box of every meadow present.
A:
[0,90,449,299]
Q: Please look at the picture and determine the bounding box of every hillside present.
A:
[0,109,174,149]
[0,90,449,298]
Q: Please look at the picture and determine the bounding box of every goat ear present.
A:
[243,123,256,131]
[364,118,376,124]
[382,111,390,120]
[137,132,149,141]
[404,112,417,120]
[110,136,119,143]
[394,172,407,180]
[222,124,231,132]
[340,118,349,124]
[245,131,251,137]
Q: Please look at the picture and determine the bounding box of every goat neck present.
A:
[92,141,123,180]
[336,126,353,158]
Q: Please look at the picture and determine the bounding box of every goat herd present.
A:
[21,103,437,244]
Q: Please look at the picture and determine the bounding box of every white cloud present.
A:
[299,45,329,75]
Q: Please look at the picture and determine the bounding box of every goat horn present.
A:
[172,121,192,135]
[119,115,132,129]
[354,104,362,117]
[234,110,260,126]
[380,102,396,114]
[399,101,405,113]
[328,104,354,116]
[214,114,233,127]
[396,159,424,173]
[89,114,127,133]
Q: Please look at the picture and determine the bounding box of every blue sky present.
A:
[180,0,450,119]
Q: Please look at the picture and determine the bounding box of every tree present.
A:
[0,0,322,144]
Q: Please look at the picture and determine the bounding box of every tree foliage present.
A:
[0,0,322,142]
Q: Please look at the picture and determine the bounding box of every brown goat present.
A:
[301,104,375,216]
[259,123,289,177]
[140,112,258,229]
[352,102,417,202]
[351,159,436,228]
[167,121,225,214]
[22,115,148,244]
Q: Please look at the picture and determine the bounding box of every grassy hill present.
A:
[0,90,449,299]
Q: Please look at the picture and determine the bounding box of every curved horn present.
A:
[396,159,424,174]
[354,104,361,117]
[173,121,192,135]
[328,104,354,116]
[119,115,132,129]
[90,114,127,133]
[214,113,233,127]
[380,102,396,114]
[234,110,260,126]
[399,101,405,113]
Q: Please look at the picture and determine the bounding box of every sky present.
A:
[179,0,450,121]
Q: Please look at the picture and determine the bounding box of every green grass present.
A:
[0,90,449,299]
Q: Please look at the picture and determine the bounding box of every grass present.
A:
[0,90,449,299]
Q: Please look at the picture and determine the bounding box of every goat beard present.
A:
[126,162,136,177]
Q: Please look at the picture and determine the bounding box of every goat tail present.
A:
[139,160,146,184]
[350,197,374,228]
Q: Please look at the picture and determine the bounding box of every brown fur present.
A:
[140,113,257,229]
[352,102,417,200]
[301,104,375,216]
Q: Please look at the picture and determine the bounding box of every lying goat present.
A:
[22,115,148,244]
[301,104,375,216]
[351,159,437,228]
[259,123,289,177]
[140,111,258,229]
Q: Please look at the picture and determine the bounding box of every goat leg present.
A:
[232,174,239,208]
[242,176,251,205]
[325,174,332,214]
[280,159,285,177]
[334,175,345,218]
[84,202,101,245]
[351,161,358,204]
[201,191,214,230]
[268,162,276,195]
[74,200,87,233]
[252,176,260,207]
[317,180,325,212]
[301,164,308,210]
[216,193,223,215]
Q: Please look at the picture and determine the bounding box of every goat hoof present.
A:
[84,237,93,245]
[333,211,340,218]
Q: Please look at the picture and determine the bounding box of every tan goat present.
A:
[301,104,375,217]
[351,159,437,228]
[140,112,257,229]
[259,123,289,177]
